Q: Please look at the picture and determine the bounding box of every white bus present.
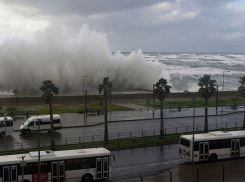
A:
[179,130,245,162]
[19,115,62,135]
[0,147,112,182]
[0,117,14,137]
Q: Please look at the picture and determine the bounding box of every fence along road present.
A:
[0,117,244,152]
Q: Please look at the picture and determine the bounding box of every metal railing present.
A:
[0,120,244,153]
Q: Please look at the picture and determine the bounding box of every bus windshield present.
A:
[180,138,190,147]
[24,120,30,126]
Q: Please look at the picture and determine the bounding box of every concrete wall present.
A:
[0,90,238,105]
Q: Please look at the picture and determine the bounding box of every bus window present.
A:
[3,167,9,182]
[73,159,80,170]
[180,138,190,147]
[205,143,209,153]
[81,158,95,169]
[103,157,108,178]
[6,121,13,127]
[52,163,57,176]
[96,158,102,179]
[11,166,17,182]
[66,160,73,170]
[24,163,33,174]
[53,119,60,124]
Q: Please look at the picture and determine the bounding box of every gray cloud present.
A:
[0,0,245,52]
[2,0,167,16]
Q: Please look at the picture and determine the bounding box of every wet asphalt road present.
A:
[3,112,244,146]
[110,145,187,181]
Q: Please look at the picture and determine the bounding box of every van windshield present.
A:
[24,120,30,126]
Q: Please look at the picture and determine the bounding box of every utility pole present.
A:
[83,76,88,124]
[85,90,88,123]
[38,119,41,182]
[153,84,155,103]
[216,86,218,115]
[4,114,7,153]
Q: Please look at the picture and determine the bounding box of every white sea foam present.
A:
[0,24,169,94]
[0,24,244,95]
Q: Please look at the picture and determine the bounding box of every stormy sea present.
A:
[142,52,245,92]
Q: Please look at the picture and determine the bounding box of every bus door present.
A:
[96,157,109,180]
[3,166,17,182]
[52,161,65,182]
[231,139,240,157]
[103,157,109,179]
[199,142,209,161]
[96,158,102,180]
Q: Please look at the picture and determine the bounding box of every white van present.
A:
[0,116,14,137]
[19,114,62,134]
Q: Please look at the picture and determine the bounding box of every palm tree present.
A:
[40,80,59,149]
[198,75,216,133]
[154,78,171,137]
[98,77,113,144]
[238,76,245,128]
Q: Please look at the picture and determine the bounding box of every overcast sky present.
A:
[0,0,245,52]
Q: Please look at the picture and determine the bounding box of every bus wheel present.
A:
[82,174,93,182]
[0,131,5,137]
[209,154,217,162]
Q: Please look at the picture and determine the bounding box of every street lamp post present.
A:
[83,76,88,124]
[20,155,26,182]
[184,91,196,168]
[4,114,7,153]
[222,71,230,113]
[37,119,41,182]
[192,94,196,168]
[153,84,155,103]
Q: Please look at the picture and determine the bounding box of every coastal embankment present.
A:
[0,90,238,106]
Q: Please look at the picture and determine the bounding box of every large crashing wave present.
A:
[0,24,168,94]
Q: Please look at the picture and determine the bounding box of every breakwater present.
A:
[0,91,238,106]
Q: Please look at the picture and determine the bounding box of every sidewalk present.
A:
[13,102,244,131]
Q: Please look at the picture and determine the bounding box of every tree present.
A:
[198,75,216,133]
[154,78,171,137]
[98,77,112,144]
[238,76,245,128]
[40,80,59,150]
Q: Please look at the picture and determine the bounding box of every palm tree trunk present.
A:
[49,103,55,150]
[160,99,164,137]
[204,99,208,133]
[104,88,108,144]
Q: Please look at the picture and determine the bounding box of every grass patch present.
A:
[136,98,245,109]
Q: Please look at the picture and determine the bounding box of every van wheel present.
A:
[0,131,5,137]
[25,130,31,135]
[82,174,93,182]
